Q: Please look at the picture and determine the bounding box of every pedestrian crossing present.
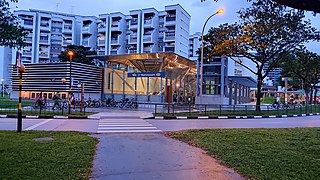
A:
[97,116,162,133]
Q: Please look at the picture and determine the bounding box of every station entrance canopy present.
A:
[88,52,197,79]
[88,52,197,102]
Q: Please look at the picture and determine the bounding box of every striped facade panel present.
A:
[11,62,102,93]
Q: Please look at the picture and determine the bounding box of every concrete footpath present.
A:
[90,133,243,180]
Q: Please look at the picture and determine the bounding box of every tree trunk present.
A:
[309,86,313,104]
[305,88,310,105]
[256,73,263,111]
[314,87,318,104]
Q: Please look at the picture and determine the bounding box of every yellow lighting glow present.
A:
[217,9,224,14]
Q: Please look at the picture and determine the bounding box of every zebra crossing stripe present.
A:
[99,124,153,127]
[97,129,162,133]
[97,117,161,133]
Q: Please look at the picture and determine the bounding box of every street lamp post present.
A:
[17,65,25,132]
[198,8,224,104]
[1,79,4,97]
[67,51,74,114]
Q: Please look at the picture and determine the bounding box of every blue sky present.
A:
[12,0,319,53]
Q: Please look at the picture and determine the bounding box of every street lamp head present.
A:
[67,51,74,57]
[18,65,26,73]
[61,78,66,84]
[216,8,224,14]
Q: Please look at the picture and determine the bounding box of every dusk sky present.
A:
[11,0,319,54]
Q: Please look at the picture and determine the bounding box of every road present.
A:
[1,112,320,133]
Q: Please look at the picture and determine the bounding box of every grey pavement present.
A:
[1,112,320,132]
[90,133,243,180]
[2,110,320,180]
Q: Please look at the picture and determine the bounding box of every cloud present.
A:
[192,0,213,7]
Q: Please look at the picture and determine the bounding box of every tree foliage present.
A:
[59,45,97,65]
[201,0,320,13]
[281,49,320,104]
[202,0,319,110]
[0,0,27,48]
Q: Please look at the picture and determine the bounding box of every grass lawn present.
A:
[0,96,33,106]
[0,131,98,180]
[166,128,320,180]
[262,97,285,104]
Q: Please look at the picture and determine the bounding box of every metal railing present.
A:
[0,103,86,116]
[153,103,320,117]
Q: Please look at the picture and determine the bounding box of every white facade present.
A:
[13,9,98,64]
[81,16,98,51]
[0,46,12,86]
[97,4,191,57]
[164,4,190,57]
[189,32,201,62]
[227,57,257,79]
[97,14,110,55]
[15,10,37,64]
[109,12,127,55]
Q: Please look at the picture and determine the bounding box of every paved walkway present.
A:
[90,133,243,180]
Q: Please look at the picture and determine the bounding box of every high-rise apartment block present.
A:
[10,4,192,65]
[189,32,201,62]
[14,9,98,64]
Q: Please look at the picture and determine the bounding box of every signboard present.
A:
[128,72,166,78]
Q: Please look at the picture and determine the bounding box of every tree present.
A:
[59,45,97,65]
[281,49,320,104]
[202,0,319,110]
[201,0,320,13]
[0,0,27,48]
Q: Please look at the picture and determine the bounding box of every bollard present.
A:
[172,103,175,116]
[205,104,207,115]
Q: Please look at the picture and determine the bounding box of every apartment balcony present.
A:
[22,51,32,57]
[52,28,62,34]
[143,35,152,42]
[165,33,175,41]
[165,16,176,26]
[130,19,138,29]
[39,52,49,58]
[23,20,33,28]
[98,23,106,32]
[51,22,62,28]
[40,22,50,31]
[82,40,89,46]
[62,41,72,46]
[164,46,175,52]
[25,37,33,43]
[111,21,121,31]
[111,38,119,45]
[166,16,176,22]
[129,35,138,43]
[98,51,105,55]
[110,50,119,55]
[129,38,137,44]
[82,26,92,35]
[51,35,62,41]
[143,46,152,53]
[63,27,72,33]
[39,39,49,44]
[98,39,105,46]
[144,19,154,28]
[51,40,62,45]
[129,50,137,54]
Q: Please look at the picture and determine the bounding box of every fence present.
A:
[0,104,86,116]
[153,103,320,117]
